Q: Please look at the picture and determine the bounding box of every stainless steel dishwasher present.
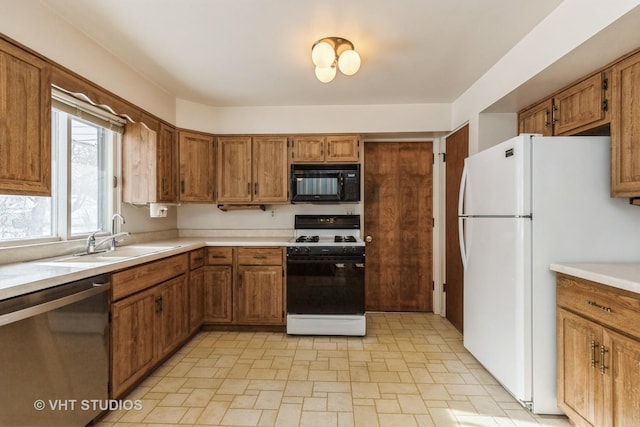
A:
[0,274,110,427]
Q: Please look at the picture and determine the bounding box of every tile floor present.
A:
[97,313,570,427]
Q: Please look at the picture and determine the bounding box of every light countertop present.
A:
[0,236,291,301]
[550,263,640,294]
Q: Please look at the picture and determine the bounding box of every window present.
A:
[0,90,123,243]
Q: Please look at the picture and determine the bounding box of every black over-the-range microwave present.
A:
[290,164,360,202]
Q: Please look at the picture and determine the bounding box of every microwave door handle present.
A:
[339,174,345,199]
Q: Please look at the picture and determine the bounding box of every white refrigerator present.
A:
[458,134,640,414]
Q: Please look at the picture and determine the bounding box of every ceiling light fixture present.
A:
[311,37,361,83]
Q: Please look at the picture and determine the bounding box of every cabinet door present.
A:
[291,136,326,163]
[154,275,189,363]
[603,328,640,427]
[157,122,178,203]
[611,52,640,197]
[236,265,284,325]
[554,72,609,135]
[189,267,204,333]
[252,136,289,203]
[111,289,155,398]
[178,130,215,202]
[0,39,51,196]
[518,99,553,136]
[122,122,158,204]
[557,308,604,427]
[217,136,252,203]
[203,266,233,323]
[326,135,360,162]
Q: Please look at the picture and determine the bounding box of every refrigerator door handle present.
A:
[458,160,468,217]
[458,216,469,271]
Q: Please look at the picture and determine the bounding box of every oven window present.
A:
[287,261,365,314]
[295,177,338,196]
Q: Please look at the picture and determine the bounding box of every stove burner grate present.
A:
[295,235,319,243]
[334,235,357,243]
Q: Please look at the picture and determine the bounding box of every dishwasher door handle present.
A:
[0,282,111,327]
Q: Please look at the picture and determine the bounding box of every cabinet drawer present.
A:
[557,274,640,339]
[112,254,188,301]
[237,247,283,265]
[206,247,233,265]
[189,249,205,270]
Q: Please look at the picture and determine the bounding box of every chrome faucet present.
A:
[109,213,128,251]
[86,230,100,253]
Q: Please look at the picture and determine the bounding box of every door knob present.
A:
[365,235,373,243]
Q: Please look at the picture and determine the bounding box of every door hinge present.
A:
[432,153,435,164]
[440,153,446,162]
[108,312,112,323]
[432,218,435,227]
[443,283,446,292]
[602,78,609,90]
[602,99,608,111]
[113,176,118,188]
[432,281,435,291]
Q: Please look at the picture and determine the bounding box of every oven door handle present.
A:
[286,257,365,264]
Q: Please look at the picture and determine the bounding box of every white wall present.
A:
[176,99,452,135]
[0,0,176,123]
[452,0,640,154]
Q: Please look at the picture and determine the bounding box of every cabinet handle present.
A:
[327,142,331,155]
[585,300,612,313]
[155,296,163,313]
[181,180,185,194]
[552,105,558,125]
[211,255,227,259]
[247,182,251,195]
[238,275,242,288]
[253,255,268,259]
[254,182,258,195]
[591,340,597,368]
[600,345,608,374]
[544,110,550,127]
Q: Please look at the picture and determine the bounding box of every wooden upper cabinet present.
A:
[217,135,288,204]
[178,130,215,203]
[291,136,325,162]
[611,51,640,197]
[217,136,252,203]
[122,122,158,204]
[291,135,360,163]
[157,123,178,202]
[518,73,609,137]
[252,136,288,203]
[0,38,51,196]
[326,135,360,162]
[518,99,553,136]
[554,72,609,135]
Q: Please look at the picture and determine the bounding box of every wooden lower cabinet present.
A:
[188,249,205,333]
[203,246,285,326]
[556,274,640,427]
[204,266,233,323]
[111,288,155,399]
[154,275,189,363]
[237,265,284,325]
[110,254,189,398]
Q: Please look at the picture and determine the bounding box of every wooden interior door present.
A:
[364,142,433,312]
[445,125,468,333]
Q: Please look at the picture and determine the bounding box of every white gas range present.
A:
[286,215,366,336]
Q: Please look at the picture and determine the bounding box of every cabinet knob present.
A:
[365,235,373,243]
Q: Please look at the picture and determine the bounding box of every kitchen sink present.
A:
[42,245,180,266]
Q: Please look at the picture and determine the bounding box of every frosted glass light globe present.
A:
[338,49,361,76]
[315,66,336,83]
[311,41,335,68]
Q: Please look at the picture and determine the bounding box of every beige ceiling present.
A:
[42,0,565,108]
